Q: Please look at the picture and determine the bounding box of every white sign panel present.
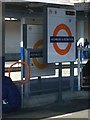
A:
[25,25,55,77]
[27,25,43,49]
[30,58,55,77]
[47,7,76,63]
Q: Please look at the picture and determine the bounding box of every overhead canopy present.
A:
[2,0,74,5]
[74,2,90,11]
[74,2,90,20]
[3,1,74,18]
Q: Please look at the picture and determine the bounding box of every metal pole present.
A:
[20,18,26,107]
[78,48,81,91]
[38,76,42,94]
[70,62,74,91]
[24,49,30,98]
[58,63,62,102]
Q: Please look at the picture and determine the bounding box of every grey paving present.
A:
[2,91,89,119]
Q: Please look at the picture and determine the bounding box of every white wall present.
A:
[5,21,21,53]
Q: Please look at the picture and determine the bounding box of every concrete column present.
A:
[0,2,5,118]
[88,21,90,43]
[77,20,84,46]
[20,18,26,60]
[77,20,84,91]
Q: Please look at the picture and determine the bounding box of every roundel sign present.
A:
[32,39,47,69]
[48,24,74,63]
[53,24,72,55]
[47,7,76,63]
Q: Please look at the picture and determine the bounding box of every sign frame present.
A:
[43,7,76,63]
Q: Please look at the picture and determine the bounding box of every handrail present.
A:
[8,61,30,87]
